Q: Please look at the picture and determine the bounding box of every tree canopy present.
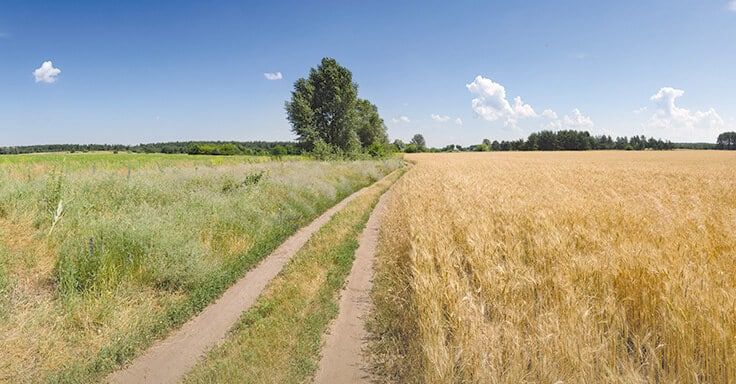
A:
[410,134,426,150]
[285,57,387,155]
[717,132,736,150]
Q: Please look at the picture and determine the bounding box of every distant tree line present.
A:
[672,142,717,150]
[0,143,129,155]
[391,130,678,153]
[478,131,676,151]
[137,141,299,156]
[392,131,736,153]
[0,141,300,156]
[391,134,427,153]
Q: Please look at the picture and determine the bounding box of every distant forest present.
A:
[0,131,731,156]
[0,141,300,156]
[400,130,736,153]
[473,132,677,152]
[396,130,720,153]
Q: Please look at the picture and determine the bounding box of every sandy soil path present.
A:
[106,179,384,384]
[313,188,393,384]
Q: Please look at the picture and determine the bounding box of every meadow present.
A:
[0,152,401,382]
[0,151,292,173]
[370,151,736,383]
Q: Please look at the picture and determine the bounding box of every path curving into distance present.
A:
[314,188,393,384]
[107,174,395,384]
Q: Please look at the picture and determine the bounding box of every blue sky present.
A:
[1,0,735,146]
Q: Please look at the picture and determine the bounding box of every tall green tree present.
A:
[285,57,387,155]
[286,58,359,152]
[717,132,736,150]
[410,134,427,151]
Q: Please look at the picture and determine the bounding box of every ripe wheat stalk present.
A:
[371,151,736,383]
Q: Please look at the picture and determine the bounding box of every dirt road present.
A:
[106,179,384,384]
[313,189,392,384]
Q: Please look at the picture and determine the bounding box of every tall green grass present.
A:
[0,246,7,318]
[0,156,402,382]
[184,168,403,384]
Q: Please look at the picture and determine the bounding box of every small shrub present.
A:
[222,171,266,193]
[221,177,238,193]
[404,143,420,153]
[311,140,335,160]
[243,171,265,187]
[270,145,287,160]
[367,142,387,158]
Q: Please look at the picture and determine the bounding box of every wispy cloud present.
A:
[430,114,464,126]
[264,72,283,80]
[391,116,410,123]
[33,61,61,83]
[633,106,648,115]
[430,114,450,122]
[728,0,736,11]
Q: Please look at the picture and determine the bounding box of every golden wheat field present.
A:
[370,151,736,383]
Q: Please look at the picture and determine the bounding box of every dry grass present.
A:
[370,151,736,383]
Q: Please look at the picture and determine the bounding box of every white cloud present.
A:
[541,109,558,120]
[33,61,61,83]
[728,0,736,11]
[633,106,648,114]
[563,108,594,129]
[430,114,451,122]
[264,72,283,80]
[467,75,593,131]
[512,96,536,118]
[455,118,463,125]
[391,116,410,123]
[466,76,538,127]
[540,108,594,130]
[644,87,724,141]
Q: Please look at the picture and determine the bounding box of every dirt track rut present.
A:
[314,189,393,384]
[106,178,386,384]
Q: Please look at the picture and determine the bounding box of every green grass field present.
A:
[0,152,304,174]
[0,152,401,382]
